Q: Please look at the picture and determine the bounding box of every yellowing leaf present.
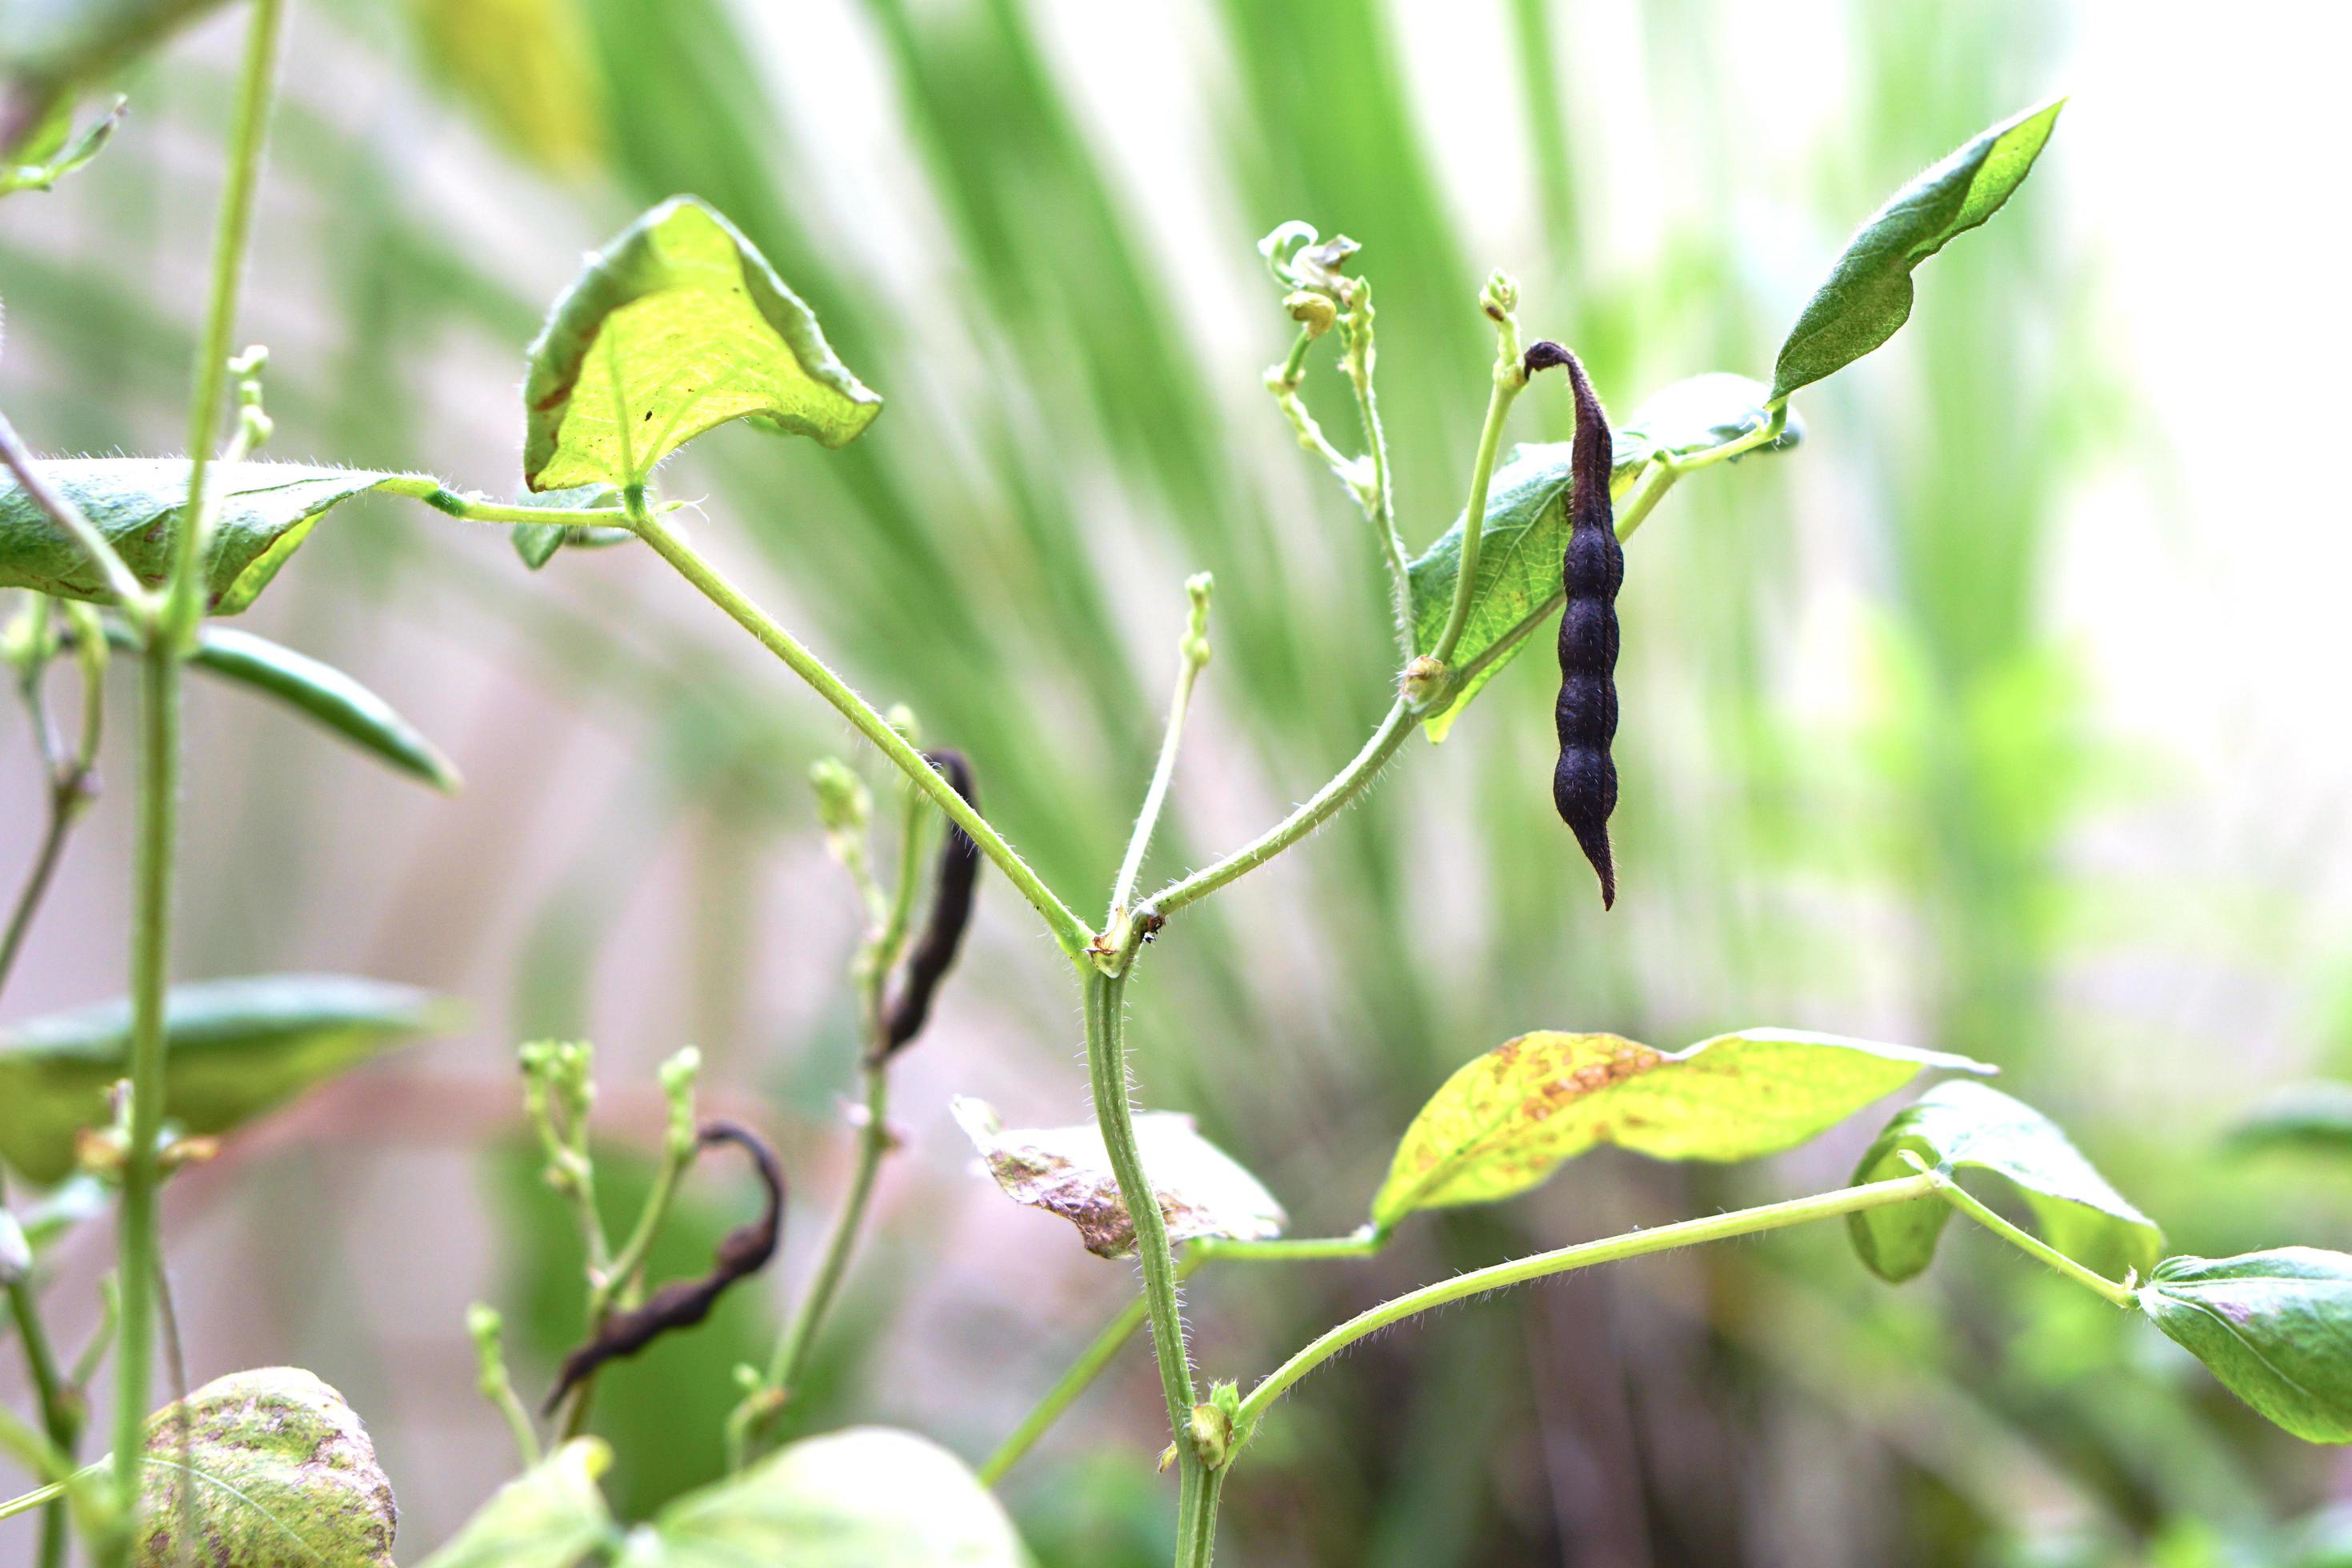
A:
[522,197,882,492]
[1372,1029,1990,1227]
[137,1367,398,1568]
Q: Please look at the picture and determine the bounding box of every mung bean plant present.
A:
[2,12,2346,1563]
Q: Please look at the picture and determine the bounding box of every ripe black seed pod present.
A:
[544,1120,784,1412]
[1522,340,1622,908]
[874,749,980,1060]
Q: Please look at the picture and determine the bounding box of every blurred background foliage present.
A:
[5,0,2351,1563]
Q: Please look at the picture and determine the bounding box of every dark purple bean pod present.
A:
[543,1120,785,1412]
[874,749,980,1061]
[1523,340,1622,909]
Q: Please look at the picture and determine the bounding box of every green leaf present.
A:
[136,1366,398,1567]
[1372,1027,1988,1227]
[951,1096,1284,1260]
[1847,1080,2162,1284]
[1404,373,1800,742]
[0,974,453,1183]
[615,1426,1029,1567]
[2229,1080,2352,1158]
[0,458,409,613]
[1770,98,2065,403]
[417,1440,618,1568]
[2139,1249,2352,1443]
[510,483,634,570]
[522,196,882,492]
[0,94,122,196]
[96,618,460,791]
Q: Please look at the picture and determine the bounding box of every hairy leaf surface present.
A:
[522,196,881,491]
[953,1096,1283,1258]
[1848,1080,2161,1283]
[1374,1027,1986,1226]
[0,458,407,611]
[0,974,450,1182]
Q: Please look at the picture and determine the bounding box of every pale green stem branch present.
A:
[111,10,284,1558]
[980,1254,1207,1487]
[1234,1173,1944,1434]
[1079,970,1209,1566]
[738,781,928,1465]
[1338,281,1406,636]
[0,1480,67,1525]
[385,477,642,527]
[629,505,1095,962]
[1109,576,1213,930]
[162,0,284,645]
[1926,1164,2139,1309]
[1142,699,1415,922]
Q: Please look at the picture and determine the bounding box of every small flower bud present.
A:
[1283,290,1337,338]
[1400,654,1448,710]
[1482,269,1519,322]
[808,758,870,837]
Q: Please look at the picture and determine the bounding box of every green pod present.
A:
[103,620,461,792]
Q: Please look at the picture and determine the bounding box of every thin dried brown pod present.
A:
[1522,340,1622,908]
[874,748,980,1060]
[542,1119,785,1412]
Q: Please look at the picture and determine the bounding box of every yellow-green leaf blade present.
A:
[522,196,881,492]
[1372,1028,1988,1227]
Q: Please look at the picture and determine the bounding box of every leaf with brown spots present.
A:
[951,1097,1284,1259]
[1372,1029,1992,1227]
[136,1366,397,1568]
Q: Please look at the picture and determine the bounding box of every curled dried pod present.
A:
[1523,340,1622,908]
[874,749,981,1061]
[543,1120,785,1412]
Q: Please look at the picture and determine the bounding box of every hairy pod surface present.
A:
[1525,340,1622,908]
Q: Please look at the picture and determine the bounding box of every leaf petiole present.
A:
[1233,1172,1945,1438]
[627,501,1096,962]
[1906,1153,2139,1309]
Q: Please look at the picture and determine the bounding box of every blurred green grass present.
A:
[6,1,2350,1563]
